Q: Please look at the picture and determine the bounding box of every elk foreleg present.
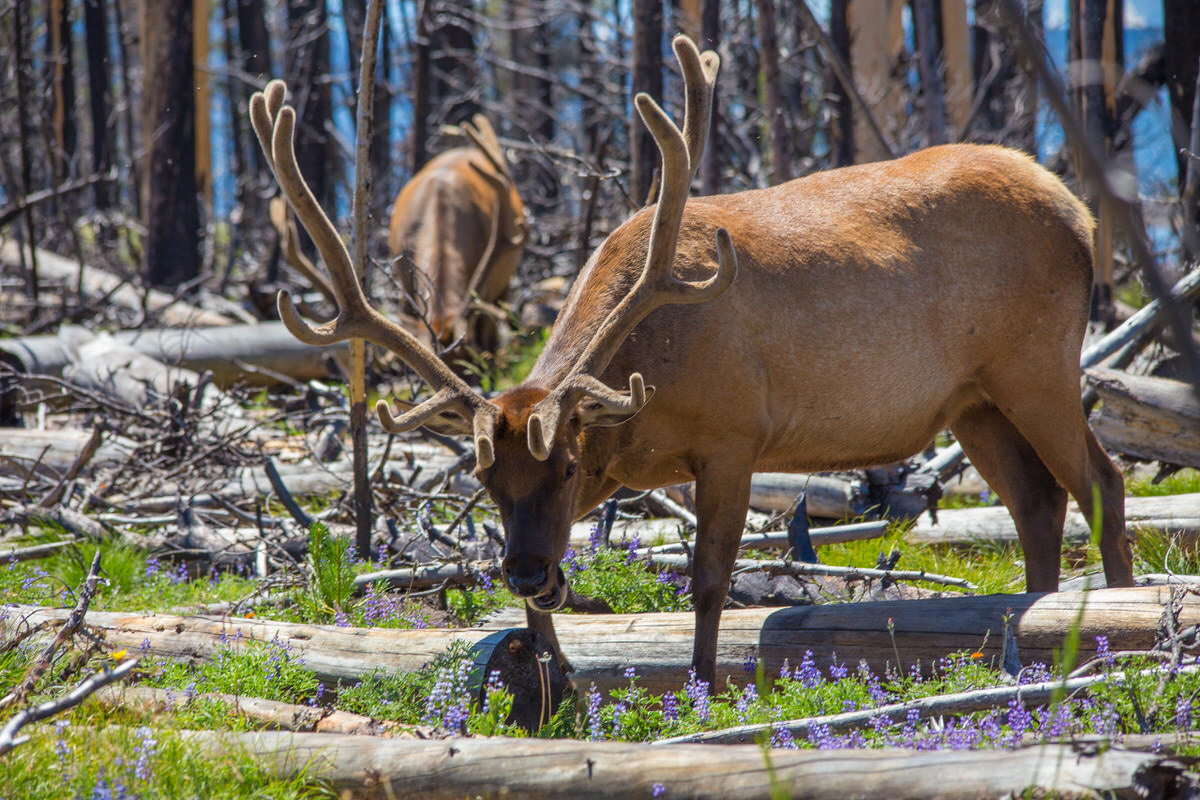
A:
[525,605,573,677]
[690,462,753,688]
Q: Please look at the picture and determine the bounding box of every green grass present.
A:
[1127,468,1200,497]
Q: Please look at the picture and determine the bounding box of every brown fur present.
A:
[482,143,1132,684]
[388,147,526,349]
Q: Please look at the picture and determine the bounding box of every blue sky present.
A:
[1043,0,1162,29]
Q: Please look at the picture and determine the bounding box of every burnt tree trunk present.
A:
[84,0,116,217]
[631,0,663,205]
[140,0,201,288]
[1163,0,1200,259]
[1069,0,1124,320]
[47,0,79,190]
[755,0,790,183]
[700,0,722,194]
[410,0,432,172]
[912,0,947,146]
[973,0,1042,151]
[829,0,855,166]
[285,0,332,215]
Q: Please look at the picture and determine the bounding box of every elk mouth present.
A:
[525,566,568,612]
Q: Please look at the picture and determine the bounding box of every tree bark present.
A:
[162,730,1189,800]
[140,0,201,288]
[47,0,79,189]
[631,0,663,205]
[755,0,790,183]
[12,586,1198,696]
[285,0,332,214]
[1087,368,1200,469]
[84,0,116,216]
[700,0,722,193]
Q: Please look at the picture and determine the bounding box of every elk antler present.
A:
[525,35,738,460]
[249,80,499,467]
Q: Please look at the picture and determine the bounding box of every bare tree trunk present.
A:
[1164,0,1200,260]
[912,0,947,145]
[13,0,40,304]
[828,0,854,166]
[84,0,116,218]
[700,0,722,194]
[194,0,213,238]
[47,0,79,189]
[755,0,790,183]
[410,0,432,172]
[372,10,393,214]
[1069,0,1124,321]
[112,0,140,221]
[631,0,663,205]
[285,0,331,215]
[140,0,201,288]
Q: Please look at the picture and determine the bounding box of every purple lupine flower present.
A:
[133,726,157,781]
[652,783,666,798]
[828,657,848,682]
[807,722,837,749]
[771,722,798,749]
[586,684,604,740]
[1177,696,1193,732]
[796,651,822,689]
[588,521,604,553]
[479,571,494,595]
[684,667,711,721]
[611,701,628,738]
[1096,635,1114,667]
[744,654,758,674]
[662,692,678,722]
[333,609,351,627]
[624,666,637,682]
[1006,698,1032,747]
[144,557,160,578]
[423,657,474,733]
[778,659,792,681]
[735,682,758,722]
[482,670,504,715]
[625,534,641,564]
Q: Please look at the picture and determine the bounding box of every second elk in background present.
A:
[389,116,528,353]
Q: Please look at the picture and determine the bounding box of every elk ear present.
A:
[577,384,656,427]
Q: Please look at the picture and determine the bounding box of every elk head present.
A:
[249,34,735,614]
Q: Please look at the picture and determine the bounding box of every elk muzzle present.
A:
[503,557,567,611]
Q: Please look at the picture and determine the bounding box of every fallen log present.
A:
[0,241,235,327]
[1087,368,1200,469]
[568,518,890,552]
[167,730,1193,799]
[91,685,401,736]
[9,587,1196,696]
[0,428,136,478]
[908,493,1200,546]
[0,321,349,388]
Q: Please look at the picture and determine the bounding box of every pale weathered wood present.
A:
[10,587,1197,696]
[0,322,348,386]
[91,685,402,736]
[1087,368,1200,469]
[0,428,136,478]
[908,493,1200,546]
[0,241,234,327]
[166,729,1190,799]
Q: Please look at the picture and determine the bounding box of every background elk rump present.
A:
[252,34,1133,688]
[388,115,528,353]
[272,115,527,354]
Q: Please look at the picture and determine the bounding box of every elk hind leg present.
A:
[950,403,1069,592]
[983,388,1131,589]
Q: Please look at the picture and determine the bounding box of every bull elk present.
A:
[250,34,1133,688]
[389,116,528,352]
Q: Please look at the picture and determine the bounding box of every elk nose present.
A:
[505,562,549,597]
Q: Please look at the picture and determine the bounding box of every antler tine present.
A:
[461,115,510,179]
[250,81,497,466]
[524,35,736,460]
[528,374,650,460]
